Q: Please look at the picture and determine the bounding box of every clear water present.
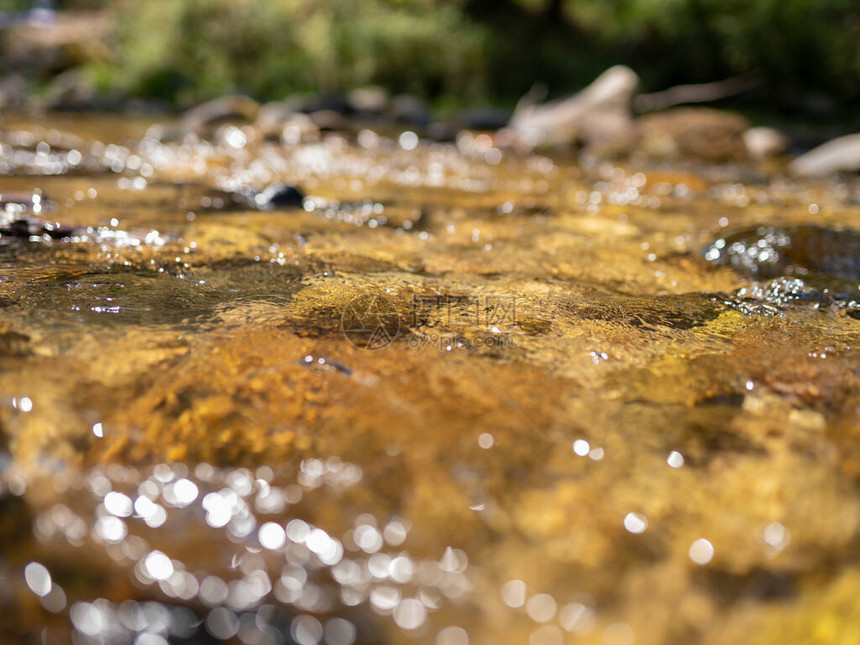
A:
[0,114,859,645]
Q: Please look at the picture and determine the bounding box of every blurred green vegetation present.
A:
[474,0,860,108]
[6,0,859,110]
[96,0,488,107]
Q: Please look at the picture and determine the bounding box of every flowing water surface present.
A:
[0,114,859,645]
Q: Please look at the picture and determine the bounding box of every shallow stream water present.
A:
[0,114,859,645]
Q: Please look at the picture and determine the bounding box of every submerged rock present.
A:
[703,226,860,281]
[790,133,860,176]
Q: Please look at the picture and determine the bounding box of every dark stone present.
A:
[425,122,458,142]
[703,226,860,281]
[457,107,511,131]
[0,216,76,239]
[0,191,77,239]
[252,184,305,210]
[201,184,306,212]
[389,94,431,127]
[280,92,349,115]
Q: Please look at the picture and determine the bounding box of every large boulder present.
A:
[635,107,750,162]
[790,134,860,176]
[508,65,639,148]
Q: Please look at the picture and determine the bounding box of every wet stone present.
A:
[1,190,78,240]
[0,215,78,240]
[253,183,306,210]
[717,277,859,319]
[201,184,306,211]
[703,226,860,281]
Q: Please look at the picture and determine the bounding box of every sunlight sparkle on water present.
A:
[399,131,419,151]
[143,550,173,581]
[623,512,648,534]
[501,579,527,608]
[573,439,590,456]
[224,126,248,149]
[667,451,685,468]
[393,597,427,630]
[526,593,557,622]
[437,626,469,645]
[24,561,51,597]
[259,521,287,550]
[763,521,790,551]
[689,538,715,565]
